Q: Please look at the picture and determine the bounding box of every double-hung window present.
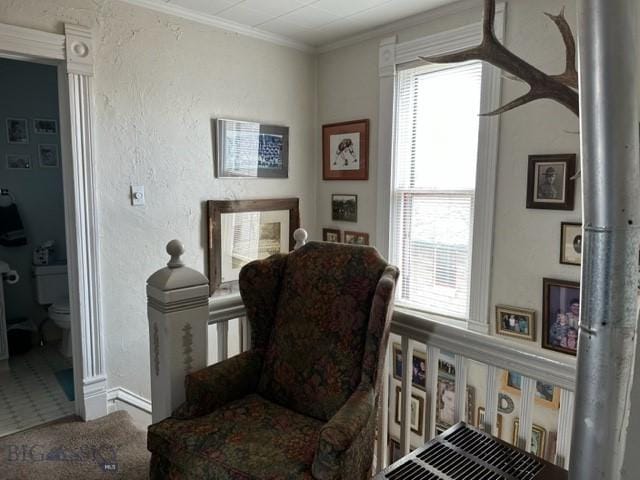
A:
[391,61,483,321]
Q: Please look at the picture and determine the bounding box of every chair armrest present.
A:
[312,385,375,480]
[172,350,263,419]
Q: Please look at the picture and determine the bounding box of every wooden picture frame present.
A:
[477,406,503,438]
[207,198,300,295]
[495,305,536,341]
[331,194,357,222]
[501,370,561,409]
[214,118,289,178]
[322,228,341,243]
[513,419,547,457]
[322,119,369,180]
[344,231,369,245]
[560,222,582,266]
[394,386,424,436]
[542,277,580,355]
[526,154,576,210]
[392,343,427,391]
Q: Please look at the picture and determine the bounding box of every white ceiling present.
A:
[154,0,459,48]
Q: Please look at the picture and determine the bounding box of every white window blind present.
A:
[392,62,482,320]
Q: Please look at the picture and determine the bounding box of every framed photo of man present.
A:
[560,222,582,265]
[542,278,580,355]
[526,154,576,210]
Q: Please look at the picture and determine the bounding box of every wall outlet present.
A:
[131,185,145,206]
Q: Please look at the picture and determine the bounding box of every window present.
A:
[391,62,483,320]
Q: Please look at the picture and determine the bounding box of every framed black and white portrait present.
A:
[38,144,59,168]
[560,222,582,265]
[526,154,576,210]
[6,118,29,144]
[34,118,58,135]
[322,119,369,180]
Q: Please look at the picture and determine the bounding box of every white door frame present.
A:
[0,22,107,420]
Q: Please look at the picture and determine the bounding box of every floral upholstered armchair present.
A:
[147,241,399,479]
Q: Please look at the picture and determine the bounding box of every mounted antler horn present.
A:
[419,0,579,116]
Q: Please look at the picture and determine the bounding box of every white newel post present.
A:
[147,240,209,423]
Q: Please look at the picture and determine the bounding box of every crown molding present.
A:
[316,0,482,54]
[117,0,315,53]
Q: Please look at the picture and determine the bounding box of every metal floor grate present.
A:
[376,423,568,480]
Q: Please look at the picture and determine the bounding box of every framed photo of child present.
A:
[542,278,580,355]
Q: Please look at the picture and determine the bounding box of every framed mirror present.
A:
[207,198,300,295]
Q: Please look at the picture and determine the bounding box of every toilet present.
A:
[33,264,71,357]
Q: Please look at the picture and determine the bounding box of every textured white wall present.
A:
[317,0,581,352]
[0,0,317,398]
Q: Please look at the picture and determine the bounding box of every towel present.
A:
[0,203,27,246]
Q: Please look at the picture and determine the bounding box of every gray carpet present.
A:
[0,410,150,479]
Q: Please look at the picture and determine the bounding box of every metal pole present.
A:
[571,1,640,478]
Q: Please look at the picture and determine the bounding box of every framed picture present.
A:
[388,439,402,464]
[331,194,357,222]
[394,386,424,436]
[495,305,535,341]
[542,278,580,355]
[214,119,289,178]
[501,370,560,409]
[34,118,58,134]
[526,154,576,210]
[560,222,582,265]
[344,231,369,245]
[38,144,59,168]
[322,228,341,243]
[6,153,31,169]
[436,376,475,428]
[513,420,547,457]
[6,118,29,144]
[392,343,427,391]
[207,198,300,295]
[477,407,503,438]
[322,119,369,180]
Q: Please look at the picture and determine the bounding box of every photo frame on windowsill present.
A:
[207,198,300,295]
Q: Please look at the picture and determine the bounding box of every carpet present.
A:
[0,410,150,480]
[54,368,74,401]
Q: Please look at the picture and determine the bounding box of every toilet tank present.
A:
[33,264,68,304]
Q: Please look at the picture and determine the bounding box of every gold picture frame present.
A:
[501,371,560,409]
[495,305,536,341]
[477,406,503,439]
[513,419,547,457]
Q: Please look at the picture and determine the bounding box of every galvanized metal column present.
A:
[571,1,640,478]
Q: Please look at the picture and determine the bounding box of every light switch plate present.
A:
[131,185,145,206]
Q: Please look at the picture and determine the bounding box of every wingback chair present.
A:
[147,241,399,479]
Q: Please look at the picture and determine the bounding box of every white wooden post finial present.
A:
[166,239,185,268]
[293,228,308,250]
[147,240,209,423]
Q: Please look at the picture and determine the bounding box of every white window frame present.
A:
[376,5,504,333]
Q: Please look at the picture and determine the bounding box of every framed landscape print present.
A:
[207,198,299,295]
[322,119,369,180]
[526,154,576,210]
[392,343,427,391]
[513,420,547,457]
[542,278,580,355]
[322,228,341,243]
[502,370,560,409]
[560,222,582,265]
[214,119,289,178]
[344,231,369,245]
[495,305,536,341]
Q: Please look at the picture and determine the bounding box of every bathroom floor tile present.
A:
[0,343,75,438]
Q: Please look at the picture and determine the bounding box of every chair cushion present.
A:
[148,394,322,479]
[257,242,387,421]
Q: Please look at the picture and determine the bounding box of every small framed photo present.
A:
[6,118,29,144]
[322,228,341,243]
[542,278,580,355]
[388,439,402,464]
[477,407,503,438]
[214,119,289,178]
[344,231,369,246]
[495,305,535,341]
[501,370,560,409]
[331,194,357,222]
[34,119,58,135]
[322,119,369,180]
[526,154,576,210]
[6,153,32,169]
[560,222,582,265]
[38,144,59,168]
[513,420,546,457]
[392,343,427,391]
[394,386,424,436]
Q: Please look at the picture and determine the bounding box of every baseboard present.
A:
[107,387,152,430]
[82,375,109,420]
